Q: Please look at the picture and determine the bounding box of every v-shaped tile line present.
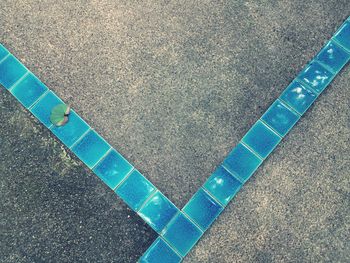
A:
[0,16,349,263]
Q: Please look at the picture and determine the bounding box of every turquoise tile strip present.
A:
[1,17,349,263]
[140,17,350,262]
[0,44,178,250]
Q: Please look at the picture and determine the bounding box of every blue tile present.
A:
[93,150,133,189]
[139,191,178,233]
[0,44,9,61]
[242,120,281,159]
[204,166,242,206]
[0,55,27,89]
[261,99,300,137]
[280,81,317,115]
[163,213,202,257]
[316,41,350,73]
[10,73,48,108]
[116,170,155,211]
[183,188,223,230]
[30,91,64,128]
[223,143,262,182]
[140,238,182,263]
[51,110,90,148]
[334,21,350,51]
[71,130,110,168]
[298,62,334,93]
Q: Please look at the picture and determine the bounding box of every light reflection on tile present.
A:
[298,62,334,93]
[280,81,317,115]
[204,166,242,206]
[139,191,178,233]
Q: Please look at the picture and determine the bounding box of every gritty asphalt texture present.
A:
[1,0,349,262]
[0,91,157,262]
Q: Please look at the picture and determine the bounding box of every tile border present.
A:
[139,16,350,262]
[0,16,349,263]
[0,43,179,254]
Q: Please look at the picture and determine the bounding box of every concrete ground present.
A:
[1,0,349,262]
[0,90,157,262]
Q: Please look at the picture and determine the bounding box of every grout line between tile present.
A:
[8,71,29,92]
[331,37,350,54]
[160,210,181,237]
[315,59,337,75]
[259,119,284,138]
[136,189,158,212]
[159,236,184,260]
[181,210,205,234]
[112,168,135,191]
[0,53,10,65]
[295,76,321,96]
[259,119,283,139]
[277,98,302,117]
[28,89,50,110]
[90,147,113,170]
[240,141,264,161]
[68,128,91,149]
[221,164,245,184]
[200,186,225,208]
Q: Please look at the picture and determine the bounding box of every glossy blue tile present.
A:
[223,143,262,182]
[116,170,155,211]
[10,73,48,108]
[183,188,223,230]
[0,44,9,61]
[163,213,202,257]
[204,166,242,206]
[261,99,300,137]
[139,191,178,233]
[140,238,182,263]
[0,55,27,89]
[334,21,350,51]
[71,130,110,168]
[30,91,64,128]
[93,150,133,189]
[280,81,317,115]
[51,110,90,148]
[242,120,281,159]
[316,41,350,73]
[298,62,334,93]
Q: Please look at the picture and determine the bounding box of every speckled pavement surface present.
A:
[0,91,157,263]
[1,0,349,262]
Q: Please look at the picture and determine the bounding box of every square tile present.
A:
[162,213,202,257]
[242,120,281,159]
[10,73,48,108]
[204,166,242,206]
[334,21,350,51]
[116,170,155,211]
[93,149,133,189]
[223,143,262,182]
[51,110,90,148]
[280,81,317,115]
[140,238,182,263]
[0,55,27,89]
[298,62,334,93]
[316,41,350,73]
[71,130,111,168]
[30,91,64,128]
[261,99,300,137]
[139,191,178,233]
[183,188,223,230]
[0,44,9,61]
